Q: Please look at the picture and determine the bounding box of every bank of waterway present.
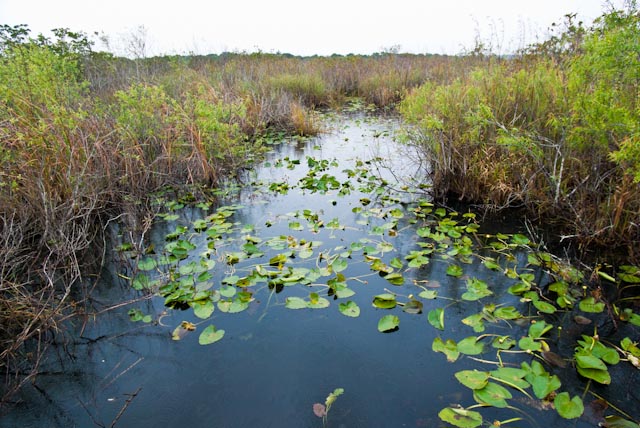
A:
[3,114,639,428]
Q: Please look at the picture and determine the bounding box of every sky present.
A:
[0,0,627,56]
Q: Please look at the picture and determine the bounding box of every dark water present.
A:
[3,114,638,428]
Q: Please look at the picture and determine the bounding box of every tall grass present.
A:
[400,5,640,254]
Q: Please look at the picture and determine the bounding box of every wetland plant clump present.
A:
[400,4,640,258]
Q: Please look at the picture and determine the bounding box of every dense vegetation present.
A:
[400,6,640,256]
[0,2,638,408]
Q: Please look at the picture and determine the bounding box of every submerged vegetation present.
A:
[0,3,639,425]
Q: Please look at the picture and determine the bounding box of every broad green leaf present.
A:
[492,336,516,350]
[455,370,489,390]
[199,325,225,345]
[438,407,483,428]
[428,308,445,330]
[554,392,584,419]
[433,337,460,362]
[137,257,157,271]
[378,314,400,332]
[579,297,605,313]
[532,299,557,314]
[446,264,464,277]
[193,300,214,319]
[473,382,512,408]
[339,301,360,317]
[493,306,521,320]
[331,257,348,273]
[285,297,308,309]
[518,336,542,352]
[490,367,529,389]
[461,278,492,301]
[575,355,607,371]
[403,299,423,314]
[576,366,611,384]
[418,289,437,299]
[457,336,484,355]
[528,320,553,339]
[462,313,486,333]
[373,293,397,309]
[384,272,405,286]
[389,257,404,269]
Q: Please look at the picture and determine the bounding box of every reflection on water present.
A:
[3,114,638,428]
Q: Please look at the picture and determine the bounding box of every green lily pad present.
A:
[461,278,492,301]
[193,300,214,319]
[285,297,308,309]
[433,337,460,362]
[384,272,405,286]
[457,336,484,355]
[373,293,397,309]
[428,308,445,330]
[137,257,157,271]
[199,325,225,345]
[438,407,483,428]
[554,392,584,419]
[418,289,438,299]
[579,296,605,313]
[473,381,512,408]
[455,370,489,390]
[490,367,529,389]
[378,314,400,332]
[339,301,360,317]
[446,264,464,277]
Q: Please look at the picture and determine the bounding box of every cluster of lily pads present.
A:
[119,139,640,427]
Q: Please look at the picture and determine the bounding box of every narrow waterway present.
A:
[4,114,638,428]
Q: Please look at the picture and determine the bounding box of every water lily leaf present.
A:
[403,299,423,314]
[389,257,404,269]
[462,313,486,333]
[193,300,214,319]
[554,392,584,419]
[483,259,501,271]
[285,297,308,309]
[432,337,460,362]
[532,299,557,314]
[172,321,196,341]
[384,272,405,286]
[331,257,348,273]
[335,287,355,298]
[132,273,151,290]
[461,278,492,301]
[492,336,516,350]
[199,325,225,345]
[438,407,482,428]
[473,381,512,408]
[522,363,561,399]
[373,293,397,309]
[339,301,360,317]
[529,320,553,339]
[493,306,521,320]
[219,285,236,298]
[455,370,489,390]
[418,290,437,300]
[457,336,484,355]
[137,257,157,271]
[518,336,542,352]
[378,314,399,332]
[490,367,529,389]
[576,355,607,371]
[428,308,445,330]
[579,297,605,313]
[308,295,330,309]
[577,366,611,384]
[446,264,464,277]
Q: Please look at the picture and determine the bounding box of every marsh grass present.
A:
[400,5,640,255]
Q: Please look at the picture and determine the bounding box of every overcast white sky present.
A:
[0,0,626,56]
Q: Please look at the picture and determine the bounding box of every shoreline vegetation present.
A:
[1,3,638,405]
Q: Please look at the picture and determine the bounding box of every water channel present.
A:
[4,113,639,428]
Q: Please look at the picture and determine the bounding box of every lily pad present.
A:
[339,301,360,317]
[438,407,482,428]
[199,325,225,345]
[455,370,489,390]
[428,308,445,330]
[554,392,584,419]
[433,337,460,362]
[473,381,512,408]
[378,314,400,332]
